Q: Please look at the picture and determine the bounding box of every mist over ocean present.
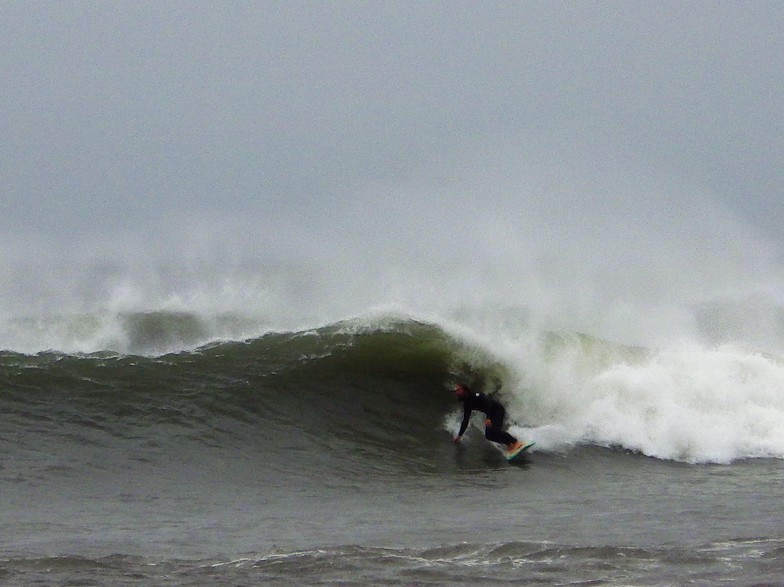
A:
[4,2,784,585]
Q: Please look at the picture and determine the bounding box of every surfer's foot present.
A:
[506,441,523,455]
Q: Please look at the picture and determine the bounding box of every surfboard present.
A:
[505,440,536,461]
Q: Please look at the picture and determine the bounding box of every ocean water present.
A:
[3,302,784,585]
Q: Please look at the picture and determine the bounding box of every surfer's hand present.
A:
[484,418,492,427]
[453,435,462,443]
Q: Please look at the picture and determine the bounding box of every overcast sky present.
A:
[2,1,783,315]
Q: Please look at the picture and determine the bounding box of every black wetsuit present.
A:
[458,391,518,446]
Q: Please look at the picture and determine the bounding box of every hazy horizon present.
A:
[2,2,783,350]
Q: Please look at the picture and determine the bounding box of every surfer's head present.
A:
[453,383,470,399]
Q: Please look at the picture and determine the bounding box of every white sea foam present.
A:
[491,334,784,464]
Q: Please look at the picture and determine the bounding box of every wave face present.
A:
[1,318,456,489]
[3,313,784,469]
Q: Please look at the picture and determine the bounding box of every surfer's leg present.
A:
[484,408,518,447]
[485,425,517,446]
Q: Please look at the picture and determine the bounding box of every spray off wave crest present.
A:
[3,310,270,356]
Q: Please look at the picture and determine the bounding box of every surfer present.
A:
[452,383,523,455]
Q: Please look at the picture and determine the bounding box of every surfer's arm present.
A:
[455,405,471,440]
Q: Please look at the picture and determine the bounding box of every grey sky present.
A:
[2,2,783,306]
